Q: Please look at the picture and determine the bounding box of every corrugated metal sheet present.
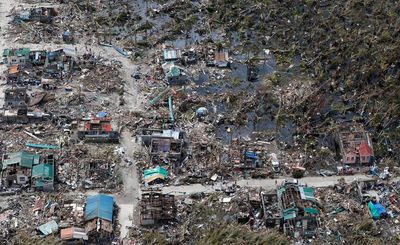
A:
[163,49,181,60]
[15,48,30,57]
[32,164,54,178]
[61,227,88,241]
[214,51,229,62]
[162,62,181,78]
[38,220,58,236]
[8,64,19,74]
[299,186,315,201]
[84,194,114,222]
[304,207,319,214]
[26,143,60,149]
[144,166,168,183]
[162,130,180,139]
[2,151,39,170]
[3,48,10,57]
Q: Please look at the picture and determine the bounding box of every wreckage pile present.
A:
[134,178,400,244]
[0,31,125,243]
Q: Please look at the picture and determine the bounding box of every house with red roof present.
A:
[338,124,374,165]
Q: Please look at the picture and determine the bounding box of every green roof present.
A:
[144,166,168,183]
[15,48,30,57]
[304,207,320,215]
[26,143,60,149]
[283,208,298,220]
[32,164,54,179]
[299,186,315,201]
[2,151,39,170]
[3,49,9,57]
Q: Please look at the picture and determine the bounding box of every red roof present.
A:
[359,141,373,156]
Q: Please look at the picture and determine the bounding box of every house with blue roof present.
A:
[84,194,114,234]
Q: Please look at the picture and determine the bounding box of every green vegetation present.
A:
[195,224,290,245]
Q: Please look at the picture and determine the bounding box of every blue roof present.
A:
[84,194,114,222]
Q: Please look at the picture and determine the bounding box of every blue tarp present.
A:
[84,194,114,222]
[374,202,387,216]
[368,201,387,219]
[245,151,259,159]
[97,111,107,118]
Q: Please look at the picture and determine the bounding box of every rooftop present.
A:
[84,194,114,222]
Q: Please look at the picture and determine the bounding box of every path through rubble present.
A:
[0,0,143,239]
[161,174,375,196]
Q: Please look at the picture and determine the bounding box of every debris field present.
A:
[0,0,400,245]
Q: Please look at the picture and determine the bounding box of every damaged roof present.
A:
[32,164,54,179]
[60,227,88,241]
[144,166,168,183]
[2,151,40,170]
[37,220,58,236]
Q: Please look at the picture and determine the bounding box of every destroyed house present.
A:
[0,108,28,124]
[150,138,183,162]
[61,227,88,241]
[7,64,20,81]
[45,48,76,74]
[32,162,55,191]
[214,50,229,68]
[140,192,176,226]
[144,166,168,185]
[230,140,267,169]
[140,129,185,146]
[338,125,374,165]
[163,49,182,61]
[1,151,40,187]
[0,108,50,124]
[3,87,27,109]
[31,7,57,23]
[78,117,119,143]
[29,50,47,65]
[2,48,9,63]
[37,220,58,237]
[84,194,114,234]
[20,7,58,24]
[162,62,187,85]
[6,48,30,64]
[261,191,281,227]
[242,150,264,168]
[277,181,320,239]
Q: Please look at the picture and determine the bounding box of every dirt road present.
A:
[161,174,374,195]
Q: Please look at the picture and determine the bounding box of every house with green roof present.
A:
[32,163,54,191]
[1,151,39,187]
[277,181,320,239]
[6,48,31,64]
